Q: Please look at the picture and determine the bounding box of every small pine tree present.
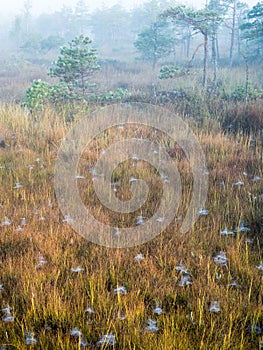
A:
[240,2,263,59]
[49,35,100,98]
[134,21,174,69]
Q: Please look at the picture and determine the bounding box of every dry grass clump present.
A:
[0,102,262,349]
[220,101,263,134]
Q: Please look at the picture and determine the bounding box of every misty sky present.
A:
[1,0,260,16]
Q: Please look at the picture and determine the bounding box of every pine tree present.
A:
[49,35,100,99]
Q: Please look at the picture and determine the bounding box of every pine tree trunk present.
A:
[203,32,208,88]
[212,33,217,88]
[186,28,191,58]
[237,28,241,58]
[216,34,220,61]
[229,0,237,67]
[244,56,249,105]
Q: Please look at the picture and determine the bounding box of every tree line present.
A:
[4,0,263,91]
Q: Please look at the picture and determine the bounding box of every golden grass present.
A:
[0,101,262,349]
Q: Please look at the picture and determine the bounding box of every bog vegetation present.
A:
[0,0,262,349]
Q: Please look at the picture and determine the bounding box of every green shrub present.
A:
[22,80,52,111]
[227,82,263,102]
[23,80,76,111]
[87,88,129,103]
[159,65,190,79]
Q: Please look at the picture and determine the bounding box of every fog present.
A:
[2,0,261,16]
[0,0,261,70]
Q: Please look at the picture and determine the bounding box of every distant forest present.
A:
[0,0,262,67]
